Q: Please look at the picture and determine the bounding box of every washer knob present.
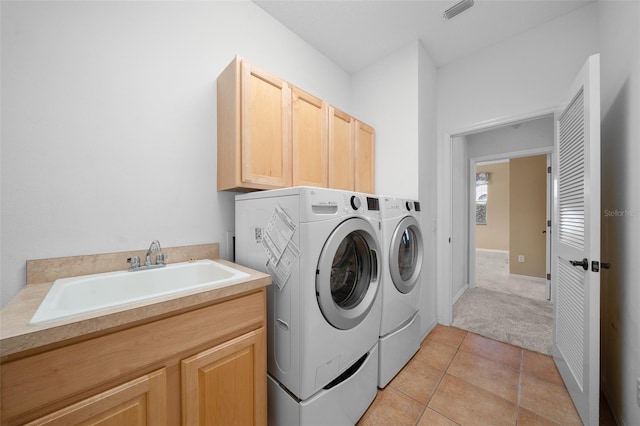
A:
[350,196,361,210]
[406,201,413,211]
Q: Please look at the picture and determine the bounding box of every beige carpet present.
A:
[452,250,553,354]
[475,250,547,300]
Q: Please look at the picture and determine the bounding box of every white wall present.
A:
[437,3,599,134]
[465,116,553,159]
[351,42,419,199]
[598,1,640,425]
[351,41,439,336]
[417,43,439,337]
[435,2,599,323]
[451,135,469,301]
[0,1,351,307]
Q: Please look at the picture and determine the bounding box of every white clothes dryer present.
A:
[378,196,424,388]
[235,187,382,425]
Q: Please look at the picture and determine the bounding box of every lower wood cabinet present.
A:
[1,289,267,426]
[182,328,266,425]
[25,369,167,426]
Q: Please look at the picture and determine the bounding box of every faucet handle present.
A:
[127,256,140,269]
[156,253,167,265]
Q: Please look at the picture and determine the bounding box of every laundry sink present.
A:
[29,259,250,324]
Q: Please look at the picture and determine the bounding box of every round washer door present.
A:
[389,216,423,294]
[316,217,381,330]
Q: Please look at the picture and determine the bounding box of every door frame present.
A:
[467,149,552,296]
[437,107,560,325]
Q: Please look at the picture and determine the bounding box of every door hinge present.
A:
[547,273,551,281]
[547,220,551,227]
[548,166,552,174]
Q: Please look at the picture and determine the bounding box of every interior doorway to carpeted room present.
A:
[451,138,553,355]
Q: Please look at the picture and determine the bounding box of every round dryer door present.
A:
[389,216,423,294]
[316,218,381,330]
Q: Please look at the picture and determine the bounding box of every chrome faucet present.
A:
[145,240,162,266]
[127,240,167,271]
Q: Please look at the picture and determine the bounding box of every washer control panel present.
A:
[350,195,361,210]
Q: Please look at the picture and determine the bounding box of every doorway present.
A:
[473,155,549,300]
[449,116,554,354]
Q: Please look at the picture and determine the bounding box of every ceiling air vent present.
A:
[443,0,474,20]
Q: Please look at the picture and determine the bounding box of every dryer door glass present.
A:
[389,216,423,294]
[316,218,381,330]
[398,227,418,281]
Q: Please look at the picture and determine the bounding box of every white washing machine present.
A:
[235,186,383,425]
[378,196,424,388]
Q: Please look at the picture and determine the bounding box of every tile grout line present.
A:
[414,330,467,426]
[449,328,523,425]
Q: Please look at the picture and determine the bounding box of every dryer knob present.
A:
[406,201,413,211]
[350,196,361,210]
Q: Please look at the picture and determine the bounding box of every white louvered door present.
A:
[552,54,601,425]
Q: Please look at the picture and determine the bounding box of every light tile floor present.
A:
[359,325,596,426]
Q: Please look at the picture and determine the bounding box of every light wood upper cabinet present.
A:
[182,328,266,426]
[328,106,355,191]
[328,109,375,193]
[218,57,291,191]
[292,87,328,188]
[355,120,375,194]
[217,56,374,192]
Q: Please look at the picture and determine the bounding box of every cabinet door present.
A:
[241,62,291,189]
[292,87,328,187]
[355,120,375,193]
[181,328,266,426]
[328,106,355,190]
[26,369,167,426]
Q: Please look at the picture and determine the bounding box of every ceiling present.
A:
[254,0,593,74]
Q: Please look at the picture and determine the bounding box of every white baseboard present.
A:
[475,248,509,254]
[420,318,438,343]
[453,284,469,304]
[509,273,546,283]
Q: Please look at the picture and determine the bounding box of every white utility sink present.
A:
[29,259,250,324]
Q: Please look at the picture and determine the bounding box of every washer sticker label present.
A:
[262,204,298,290]
[262,204,296,265]
[267,240,300,290]
[254,226,263,243]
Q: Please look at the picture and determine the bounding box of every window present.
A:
[476,172,489,225]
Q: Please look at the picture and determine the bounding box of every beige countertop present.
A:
[0,258,271,359]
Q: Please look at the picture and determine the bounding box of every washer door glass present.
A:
[389,216,423,294]
[317,218,380,330]
[331,232,372,309]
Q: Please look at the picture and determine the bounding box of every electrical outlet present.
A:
[518,255,525,263]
